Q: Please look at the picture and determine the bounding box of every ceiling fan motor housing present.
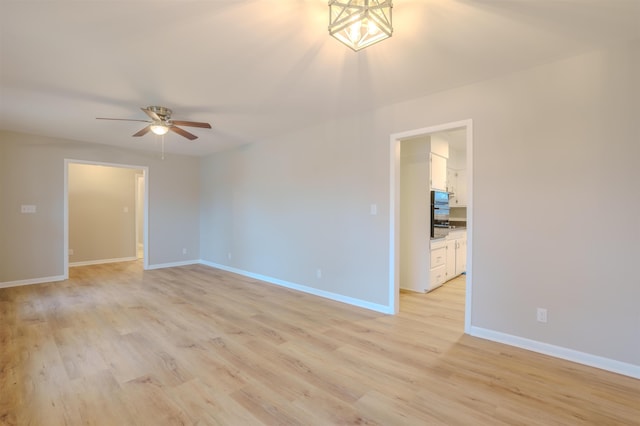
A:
[147,106,172,121]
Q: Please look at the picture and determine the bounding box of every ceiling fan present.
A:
[97,106,211,140]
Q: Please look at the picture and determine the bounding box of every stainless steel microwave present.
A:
[431,190,450,238]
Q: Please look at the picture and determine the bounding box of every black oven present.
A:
[431,190,450,238]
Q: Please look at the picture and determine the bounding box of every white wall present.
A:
[399,136,430,292]
[200,117,390,306]
[0,132,201,283]
[200,39,640,370]
[68,163,138,264]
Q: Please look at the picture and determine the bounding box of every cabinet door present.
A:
[429,265,446,289]
[455,237,467,276]
[430,246,446,268]
[453,169,467,206]
[430,153,447,191]
[447,168,456,202]
[445,240,456,281]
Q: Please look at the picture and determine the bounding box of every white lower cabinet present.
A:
[445,230,467,283]
[428,230,467,292]
[430,265,447,289]
[445,240,456,280]
[428,240,447,291]
[430,244,446,268]
[455,236,467,276]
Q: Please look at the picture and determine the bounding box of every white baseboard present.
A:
[200,260,394,314]
[70,256,137,267]
[146,259,200,270]
[469,325,640,380]
[0,275,66,289]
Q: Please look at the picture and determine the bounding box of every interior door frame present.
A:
[135,173,145,259]
[63,159,150,278]
[389,119,473,333]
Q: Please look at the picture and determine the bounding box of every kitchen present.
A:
[399,128,468,293]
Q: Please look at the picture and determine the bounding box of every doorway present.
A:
[389,120,473,332]
[63,159,149,278]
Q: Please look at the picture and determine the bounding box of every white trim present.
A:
[463,120,473,333]
[0,275,66,289]
[69,257,137,267]
[65,158,149,171]
[389,120,473,326]
[143,170,149,270]
[391,120,473,141]
[200,260,394,314]
[135,173,145,260]
[389,134,401,314]
[63,160,69,280]
[146,260,200,270]
[469,326,640,380]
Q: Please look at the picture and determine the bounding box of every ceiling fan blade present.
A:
[170,126,198,140]
[171,120,212,129]
[141,107,161,121]
[97,117,151,123]
[133,126,151,137]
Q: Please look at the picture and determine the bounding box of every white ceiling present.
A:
[1,0,639,156]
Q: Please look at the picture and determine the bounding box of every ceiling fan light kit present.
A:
[150,124,169,135]
[328,0,393,51]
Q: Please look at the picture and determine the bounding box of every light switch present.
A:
[21,205,36,213]
[123,206,129,213]
[370,204,378,215]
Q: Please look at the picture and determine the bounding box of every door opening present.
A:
[64,159,149,278]
[389,120,473,333]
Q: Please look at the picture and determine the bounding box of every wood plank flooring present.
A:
[1,262,639,425]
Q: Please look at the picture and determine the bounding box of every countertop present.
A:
[431,226,466,241]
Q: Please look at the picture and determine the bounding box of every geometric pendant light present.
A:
[328,0,393,51]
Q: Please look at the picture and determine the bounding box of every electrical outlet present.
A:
[227,252,232,260]
[182,248,187,255]
[21,205,36,213]
[68,248,74,256]
[536,308,548,323]
[370,203,378,215]
[316,269,322,279]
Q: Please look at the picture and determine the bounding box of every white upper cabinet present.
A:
[447,145,467,206]
[429,134,449,191]
[430,136,449,159]
[449,169,467,206]
[447,168,456,195]
[430,153,448,191]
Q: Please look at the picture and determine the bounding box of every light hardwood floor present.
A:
[1,262,639,425]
